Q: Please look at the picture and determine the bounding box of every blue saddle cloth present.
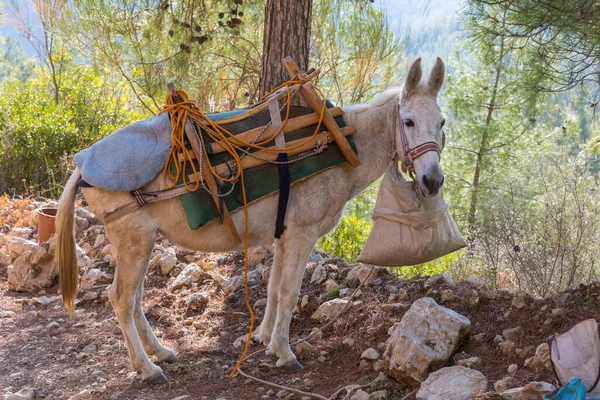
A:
[74,113,173,192]
[74,108,254,192]
[544,377,587,400]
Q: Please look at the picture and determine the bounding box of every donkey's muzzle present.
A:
[421,171,444,196]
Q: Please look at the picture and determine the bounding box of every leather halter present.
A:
[395,101,445,178]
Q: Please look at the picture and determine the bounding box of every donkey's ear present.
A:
[427,57,445,96]
[403,58,422,97]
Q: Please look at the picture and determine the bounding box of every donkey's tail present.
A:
[56,167,81,317]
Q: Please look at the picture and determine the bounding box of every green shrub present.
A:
[318,214,373,263]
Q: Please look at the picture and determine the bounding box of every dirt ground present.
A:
[2,233,600,399]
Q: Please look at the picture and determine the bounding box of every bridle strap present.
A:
[396,102,444,176]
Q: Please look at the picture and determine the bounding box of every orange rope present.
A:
[158,79,329,377]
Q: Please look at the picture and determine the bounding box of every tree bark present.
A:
[259,0,312,98]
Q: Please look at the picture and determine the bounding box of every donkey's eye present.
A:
[440,119,446,128]
[404,119,414,127]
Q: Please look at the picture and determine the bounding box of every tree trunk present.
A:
[259,0,312,98]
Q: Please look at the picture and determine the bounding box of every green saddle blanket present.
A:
[178,101,357,229]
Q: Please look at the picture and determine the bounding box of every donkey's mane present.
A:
[344,86,402,114]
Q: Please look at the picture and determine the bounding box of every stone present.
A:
[67,389,93,400]
[254,298,267,308]
[248,247,269,267]
[223,275,244,295]
[343,337,356,347]
[502,326,522,342]
[295,341,315,356]
[170,264,211,292]
[424,273,454,288]
[471,333,488,343]
[349,390,369,400]
[8,247,57,292]
[384,297,471,386]
[82,291,98,301]
[0,250,12,266]
[456,356,483,370]
[361,348,380,361]
[310,263,327,285]
[300,295,309,309]
[94,234,105,248]
[31,296,53,305]
[507,364,518,376]
[416,366,487,400]
[494,376,516,393]
[368,390,389,400]
[75,207,100,225]
[8,227,33,240]
[0,310,16,318]
[501,382,556,399]
[80,268,112,289]
[346,265,379,287]
[308,252,323,263]
[2,387,35,400]
[466,277,490,291]
[186,293,208,315]
[511,291,529,309]
[82,344,97,354]
[154,247,177,275]
[440,290,458,303]
[324,279,340,292]
[396,288,408,301]
[500,340,517,356]
[311,298,353,322]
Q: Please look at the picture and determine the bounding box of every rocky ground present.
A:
[1,196,599,400]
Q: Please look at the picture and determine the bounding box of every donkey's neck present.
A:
[343,96,398,197]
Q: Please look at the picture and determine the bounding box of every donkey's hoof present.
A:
[156,352,179,363]
[276,358,303,370]
[144,370,168,384]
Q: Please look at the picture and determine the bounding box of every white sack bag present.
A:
[549,319,600,398]
[357,163,466,266]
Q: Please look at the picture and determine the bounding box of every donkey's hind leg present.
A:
[107,221,167,384]
[133,273,178,363]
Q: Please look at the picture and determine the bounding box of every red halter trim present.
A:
[398,109,444,176]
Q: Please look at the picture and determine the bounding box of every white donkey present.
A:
[56,58,447,384]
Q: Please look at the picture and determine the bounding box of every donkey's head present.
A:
[398,57,446,198]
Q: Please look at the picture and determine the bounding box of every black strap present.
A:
[77,179,93,187]
[275,152,290,239]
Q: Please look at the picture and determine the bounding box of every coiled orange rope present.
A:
[158,80,328,377]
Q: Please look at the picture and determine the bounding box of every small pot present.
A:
[38,208,57,244]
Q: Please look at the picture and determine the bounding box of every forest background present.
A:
[1,0,599,297]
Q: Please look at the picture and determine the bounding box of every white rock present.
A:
[511,291,529,309]
[222,275,244,295]
[349,390,369,400]
[80,268,112,289]
[300,295,309,309]
[170,264,210,292]
[456,356,483,370]
[8,227,33,239]
[94,234,105,248]
[0,233,7,247]
[0,251,12,265]
[384,297,471,385]
[154,247,177,275]
[346,265,379,286]
[310,263,327,285]
[343,337,355,347]
[2,387,35,400]
[416,366,486,399]
[8,250,57,292]
[311,298,353,322]
[101,244,112,257]
[0,310,16,318]
[82,292,98,301]
[67,389,93,400]
[361,348,380,361]
[424,273,454,288]
[507,364,518,376]
[31,296,53,305]
[501,382,556,399]
[6,237,38,258]
[494,376,516,393]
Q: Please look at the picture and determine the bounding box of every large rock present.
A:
[170,264,211,292]
[1,387,35,400]
[80,268,113,289]
[0,250,11,266]
[416,366,487,400]
[424,273,454,288]
[7,239,57,292]
[310,263,327,285]
[311,298,353,322]
[154,247,177,275]
[501,382,555,399]
[346,265,379,287]
[6,237,38,259]
[384,297,471,386]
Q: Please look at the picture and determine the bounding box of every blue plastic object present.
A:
[543,376,587,400]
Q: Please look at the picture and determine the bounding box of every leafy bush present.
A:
[0,65,139,196]
[318,214,372,263]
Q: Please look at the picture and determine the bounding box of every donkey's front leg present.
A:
[269,231,317,369]
[253,239,286,348]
